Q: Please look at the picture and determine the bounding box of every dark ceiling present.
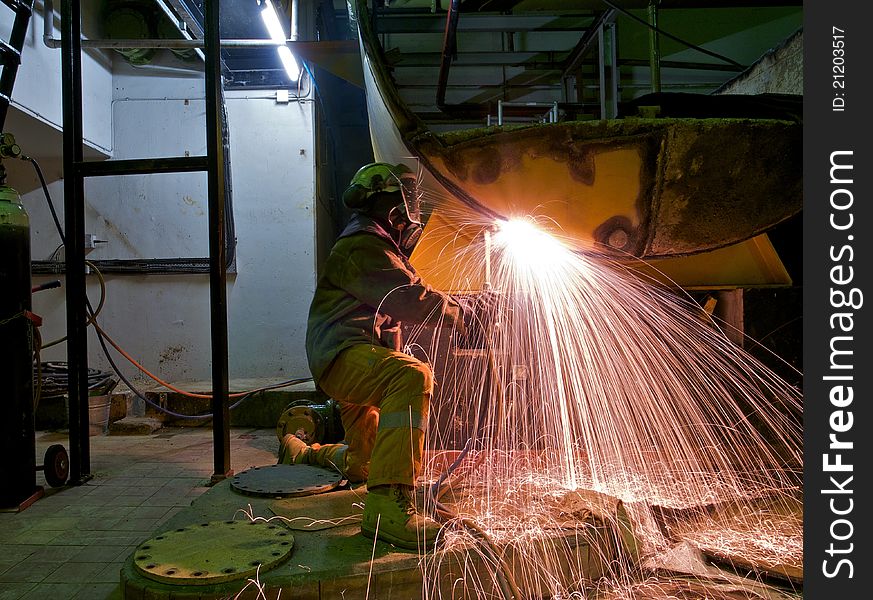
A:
[150,0,802,124]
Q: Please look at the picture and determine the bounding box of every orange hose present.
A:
[91,320,299,400]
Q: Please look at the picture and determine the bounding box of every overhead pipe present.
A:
[291,0,299,43]
[43,0,59,48]
[435,0,461,109]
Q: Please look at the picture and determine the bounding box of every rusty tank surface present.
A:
[415,116,801,258]
[351,0,802,289]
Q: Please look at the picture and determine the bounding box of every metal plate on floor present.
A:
[230,463,342,497]
[133,520,294,585]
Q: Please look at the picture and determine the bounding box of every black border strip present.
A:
[803,2,872,597]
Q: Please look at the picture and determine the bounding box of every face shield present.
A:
[396,171,421,225]
[345,162,422,225]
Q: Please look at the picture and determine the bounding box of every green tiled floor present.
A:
[0,428,279,600]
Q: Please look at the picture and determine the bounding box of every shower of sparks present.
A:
[231,563,274,600]
[406,206,802,599]
[235,502,363,531]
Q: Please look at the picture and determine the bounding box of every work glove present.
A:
[455,290,500,349]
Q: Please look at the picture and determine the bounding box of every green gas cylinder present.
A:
[0,183,38,508]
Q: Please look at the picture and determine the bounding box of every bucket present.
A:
[88,395,111,436]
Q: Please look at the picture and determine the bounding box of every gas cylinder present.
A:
[0,183,38,508]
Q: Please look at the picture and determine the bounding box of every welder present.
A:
[281,162,482,550]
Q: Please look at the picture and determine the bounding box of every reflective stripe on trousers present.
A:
[318,344,433,488]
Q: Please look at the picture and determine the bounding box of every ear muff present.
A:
[342,183,372,210]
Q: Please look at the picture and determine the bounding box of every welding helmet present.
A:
[342,162,421,225]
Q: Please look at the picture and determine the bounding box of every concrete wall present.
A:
[24,55,318,385]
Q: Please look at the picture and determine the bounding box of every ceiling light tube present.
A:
[260,0,299,82]
[277,46,300,82]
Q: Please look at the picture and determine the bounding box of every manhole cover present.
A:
[231,463,342,497]
[133,520,294,585]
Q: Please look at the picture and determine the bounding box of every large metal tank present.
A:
[0,183,37,508]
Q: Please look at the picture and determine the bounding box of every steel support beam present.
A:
[76,156,209,177]
[376,13,593,34]
[203,0,232,484]
[60,0,91,486]
[436,0,461,108]
[598,22,618,119]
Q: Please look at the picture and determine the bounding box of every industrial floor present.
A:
[0,426,800,600]
[0,427,280,600]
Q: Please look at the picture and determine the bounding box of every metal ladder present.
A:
[59,2,233,485]
[0,0,33,132]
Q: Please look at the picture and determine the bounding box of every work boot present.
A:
[279,435,361,481]
[278,434,319,465]
[361,484,442,550]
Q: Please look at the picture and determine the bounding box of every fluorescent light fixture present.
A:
[277,46,299,82]
[260,0,299,82]
[260,0,286,41]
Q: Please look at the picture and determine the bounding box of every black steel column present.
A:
[203,0,231,482]
[435,0,460,109]
[60,0,90,483]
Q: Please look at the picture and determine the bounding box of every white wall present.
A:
[26,56,317,385]
[2,1,113,155]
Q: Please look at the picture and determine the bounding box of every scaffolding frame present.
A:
[59,0,232,485]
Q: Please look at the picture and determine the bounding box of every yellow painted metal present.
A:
[633,234,792,290]
[409,206,487,293]
[409,200,791,292]
[426,146,644,254]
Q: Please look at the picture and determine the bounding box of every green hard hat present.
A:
[342,162,418,218]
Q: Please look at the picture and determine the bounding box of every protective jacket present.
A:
[306,214,465,381]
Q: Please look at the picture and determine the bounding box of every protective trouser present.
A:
[317,344,434,488]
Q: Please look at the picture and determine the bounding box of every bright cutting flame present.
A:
[494,217,571,270]
[260,0,299,82]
